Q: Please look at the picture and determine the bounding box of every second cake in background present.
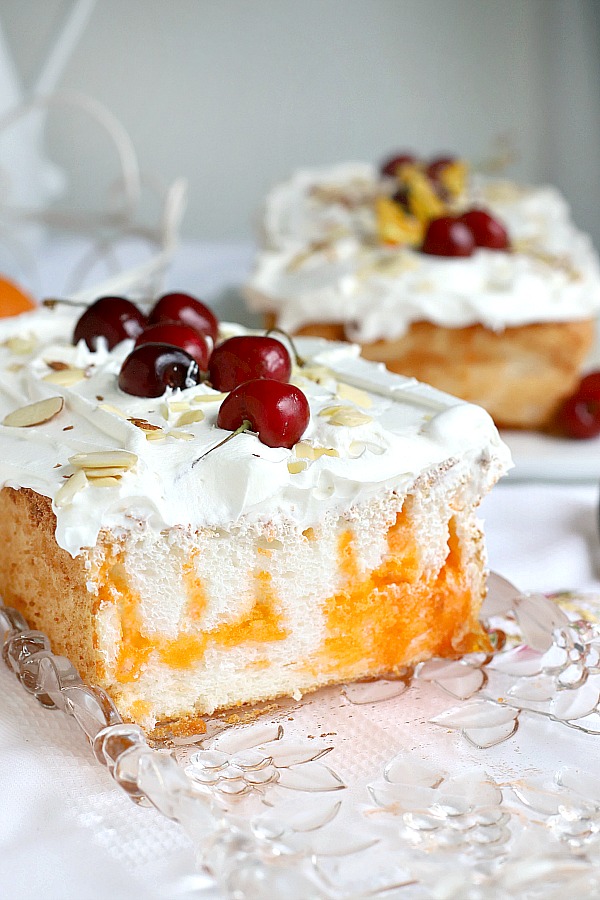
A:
[245,155,600,430]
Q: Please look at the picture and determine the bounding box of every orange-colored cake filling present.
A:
[94,508,487,694]
[321,512,488,677]
[96,557,288,684]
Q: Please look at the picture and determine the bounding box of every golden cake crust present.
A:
[265,315,595,430]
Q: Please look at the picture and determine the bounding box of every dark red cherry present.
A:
[208,335,292,392]
[73,296,146,350]
[147,292,218,343]
[134,323,210,369]
[425,155,456,183]
[118,344,200,397]
[573,371,600,400]
[557,371,600,439]
[459,208,509,250]
[217,379,309,449]
[421,216,475,257]
[380,153,417,178]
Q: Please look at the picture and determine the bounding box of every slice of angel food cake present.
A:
[0,293,511,736]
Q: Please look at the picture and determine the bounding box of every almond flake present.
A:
[336,381,372,409]
[3,396,64,428]
[145,431,167,442]
[329,408,373,427]
[176,409,205,427]
[43,368,86,387]
[6,363,24,373]
[191,393,228,405]
[55,469,88,507]
[315,447,339,458]
[89,476,122,487]
[167,399,190,412]
[168,430,195,441]
[84,467,129,479]
[45,360,70,371]
[287,460,308,474]
[128,417,162,432]
[294,441,317,460]
[3,336,37,355]
[296,365,334,385]
[99,403,128,418]
[319,405,344,418]
[69,450,138,470]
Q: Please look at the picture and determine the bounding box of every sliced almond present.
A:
[84,467,129,479]
[3,396,64,428]
[5,362,24,373]
[319,405,344,418]
[287,459,308,474]
[89,476,122,487]
[43,368,86,387]
[336,381,372,409]
[294,441,317,460]
[45,360,70,371]
[99,403,128,419]
[55,468,88,507]
[145,431,167,442]
[297,365,334,385]
[315,447,340,458]
[3,335,37,355]
[329,409,373,427]
[191,392,228,405]
[176,409,205,427]
[167,399,191,412]
[69,450,138,470]
[168,430,195,441]
[128,417,162,432]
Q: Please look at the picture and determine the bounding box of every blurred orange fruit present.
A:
[0,276,36,317]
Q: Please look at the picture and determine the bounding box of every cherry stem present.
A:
[43,297,89,309]
[265,327,305,368]
[191,419,254,467]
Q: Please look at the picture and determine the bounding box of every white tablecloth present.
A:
[1,240,599,899]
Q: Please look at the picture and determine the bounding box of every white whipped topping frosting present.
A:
[246,162,600,341]
[0,306,511,557]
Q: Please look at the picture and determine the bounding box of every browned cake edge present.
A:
[265,314,594,430]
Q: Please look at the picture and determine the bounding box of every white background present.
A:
[2,0,599,244]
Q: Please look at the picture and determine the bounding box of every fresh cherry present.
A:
[459,208,509,250]
[421,216,475,257]
[557,372,600,439]
[73,296,146,350]
[380,153,416,178]
[217,379,310,449]
[147,292,219,343]
[134,323,210,369]
[118,344,200,397]
[208,335,292,392]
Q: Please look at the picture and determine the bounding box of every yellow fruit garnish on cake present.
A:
[0,277,36,317]
[403,168,446,223]
[438,159,469,200]
[375,196,423,247]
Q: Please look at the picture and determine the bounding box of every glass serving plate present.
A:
[4,574,600,899]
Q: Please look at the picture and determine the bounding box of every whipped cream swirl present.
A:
[246,163,600,341]
[0,306,511,556]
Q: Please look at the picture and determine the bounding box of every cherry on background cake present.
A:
[245,154,600,430]
[0,293,510,735]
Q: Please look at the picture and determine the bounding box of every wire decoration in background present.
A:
[0,0,186,303]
